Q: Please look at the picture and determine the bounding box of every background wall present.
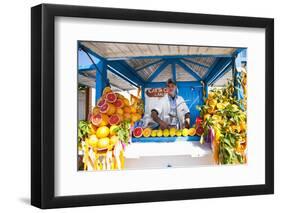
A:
[0,0,279,212]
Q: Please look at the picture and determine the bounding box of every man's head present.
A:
[166,79,177,97]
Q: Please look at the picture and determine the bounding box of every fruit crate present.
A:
[131,136,200,143]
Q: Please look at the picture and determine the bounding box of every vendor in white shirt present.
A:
[150,79,190,130]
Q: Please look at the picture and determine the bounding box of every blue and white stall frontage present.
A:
[78,41,247,168]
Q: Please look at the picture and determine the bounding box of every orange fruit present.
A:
[142,128,152,137]
[188,128,196,136]
[89,124,97,135]
[123,106,131,113]
[123,113,131,121]
[116,108,124,115]
[130,106,137,113]
[131,113,141,123]
[92,106,100,115]
[123,99,130,106]
[102,86,112,95]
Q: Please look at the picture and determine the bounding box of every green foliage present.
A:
[116,120,131,145]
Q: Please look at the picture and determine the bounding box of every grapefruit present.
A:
[99,103,116,115]
[97,98,106,108]
[133,127,143,138]
[90,113,109,127]
[97,137,110,149]
[114,99,124,108]
[196,126,204,136]
[105,92,117,103]
[142,128,152,137]
[108,114,121,125]
[96,126,110,138]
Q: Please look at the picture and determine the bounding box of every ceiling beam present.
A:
[146,61,170,82]
[136,59,163,72]
[106,54,233,61]
[205,58,232,84]
[176,60,201,81]
[182,58,210,69]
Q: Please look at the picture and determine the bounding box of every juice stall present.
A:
[77,41,247,171]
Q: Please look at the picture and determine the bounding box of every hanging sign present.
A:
[146,88,168,97]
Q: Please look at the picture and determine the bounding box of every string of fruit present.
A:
[80,86,144,170]
[198,71,247,165]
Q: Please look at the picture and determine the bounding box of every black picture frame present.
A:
[31,3,274,209]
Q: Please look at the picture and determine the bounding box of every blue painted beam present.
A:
[106,54,233,61]
[136,59,163,72]
[107,61,144,86]
[205,58,232,84]
[182,58,210,69]
[203,81,208,97]
[209,63,232,85]
[176,60,201,81]
[78,64,95,72]
[78,42,106,61]
[232,48,246,57]
[203,57,219,80]
[107,65,139,88]
[146,61,170,82]
[95,60,107,102]
[145,81,202,88]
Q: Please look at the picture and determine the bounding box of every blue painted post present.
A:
[233,54,244,109]
[95,60,107,103]
[204,81,208,97]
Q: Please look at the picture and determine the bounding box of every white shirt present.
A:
[152,94,189,128]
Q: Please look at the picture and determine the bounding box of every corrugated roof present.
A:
[81,41,236,59]
[78,42,243,87]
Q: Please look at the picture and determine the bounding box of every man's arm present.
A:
[185,112,190,129]
[151,109,169,130]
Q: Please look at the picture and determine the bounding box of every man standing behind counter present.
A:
[150,79,190,130]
